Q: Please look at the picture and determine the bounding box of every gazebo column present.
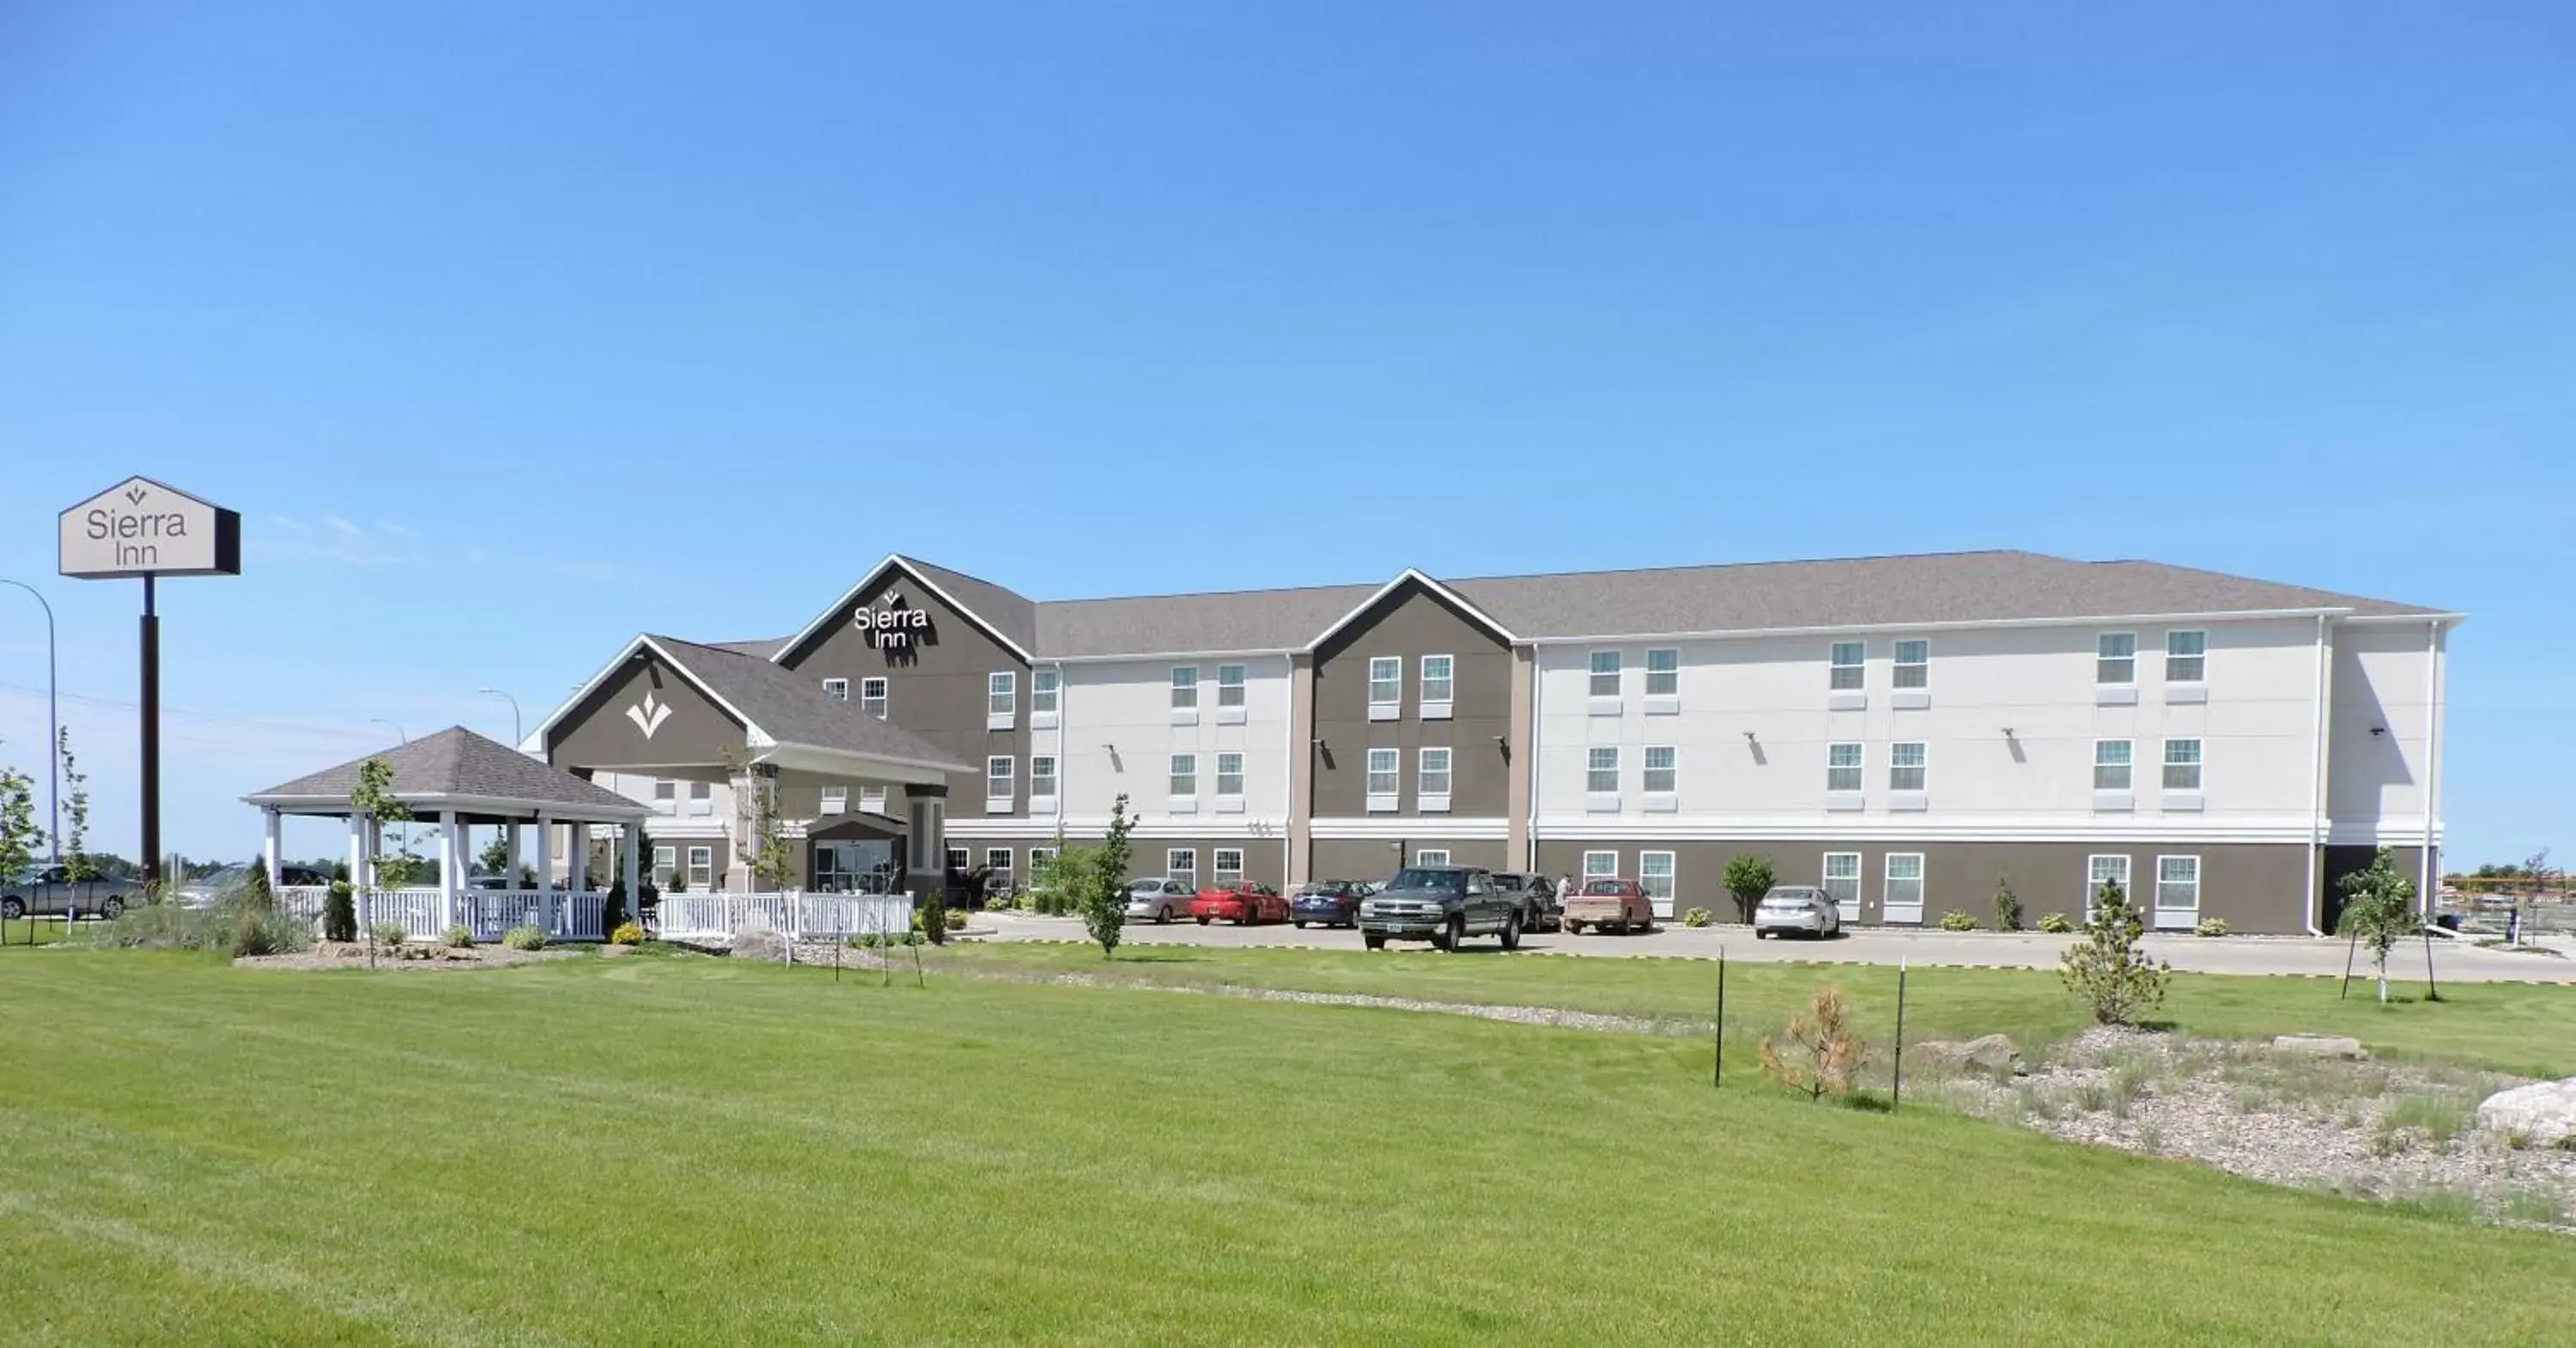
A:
[346,812,368,925]
[505,823,523,888]
[439,810,462,932]
[262,808,283,890]
[622,822,641,914]
[536,815,556,934]
[568,823,590,894]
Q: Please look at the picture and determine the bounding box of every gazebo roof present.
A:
[246,726,652,822]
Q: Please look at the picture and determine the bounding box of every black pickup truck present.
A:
[1358,865,1523,952]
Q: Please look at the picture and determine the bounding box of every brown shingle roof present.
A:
[647,636,974,771]
[248,727,648,817]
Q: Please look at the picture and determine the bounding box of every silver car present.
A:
[1754,886,1843,939]
[1122,877,1194,925]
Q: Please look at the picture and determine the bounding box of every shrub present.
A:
[1938,911,1978,932]
[2059,879,2168,1026]
[370,921,409,949]
[501,925,548,950]
[1722,855,1776,926]
[914,892,948,945]
[2195,916,2229,938]
[2038,912,2074,934]
[609,920,646,946]
[1994,876,2022,932]
[985,895,1011,912]
[602,880,629,936]
[224,902,310,958]
[945,908,969,931]
[1758,986,1867,1101]
[443,925,476,950]
[1682,907,1713,928]
[324,880,358,943]
[239,864,277,914]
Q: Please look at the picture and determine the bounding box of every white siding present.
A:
[2325,621,2442,844]
[1051,654,1294,834]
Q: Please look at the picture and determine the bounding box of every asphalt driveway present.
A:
[974,913,2576,983]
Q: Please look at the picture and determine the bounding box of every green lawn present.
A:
[1,951,2568,1346]
[941,939,2576,1078]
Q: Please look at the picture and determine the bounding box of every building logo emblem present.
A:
[625,690,673,739]
[854,591,931,649]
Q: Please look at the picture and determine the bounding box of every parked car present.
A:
[1123,877,1195,925]
[278,865,333,889]
[1491,872,1560,932]
[173,865,256,910]
[1561,878,1655,934]
[3,865,136,920]
[1191,882,1287,926]
[1291,880,1370,929]
[1358,865,1522,951]
[1753,885,1844,939]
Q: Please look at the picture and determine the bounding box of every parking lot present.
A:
[975,912,2576,983]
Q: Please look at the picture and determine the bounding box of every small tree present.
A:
[349,756,415,888]
[0,767,38,885]
[239,862,277,914]
[1722,854,1776,925]
[1993,874,2023,932]
[323,880,357,942]
[477,835,512,877]
[58,729,96,881]
[1759,986,1868,1101]
[1072,795,1137,957]
[2059,878,2168,1026]
[2337,847,2419,1004]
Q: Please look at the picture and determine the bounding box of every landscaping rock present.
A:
[2272,1035,2365,1059]
[2479,1079,2576,1147]
[731,916,789,962]
[1913,1034,2025,1077]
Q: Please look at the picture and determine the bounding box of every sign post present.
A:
[58,477,240,888]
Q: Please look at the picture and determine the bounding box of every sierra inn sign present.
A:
[853,592,931,649]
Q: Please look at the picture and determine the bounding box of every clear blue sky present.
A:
[0,2,2567,867]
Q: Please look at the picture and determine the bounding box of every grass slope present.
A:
[0,952,2567,1346]
[943,941,2576,1078]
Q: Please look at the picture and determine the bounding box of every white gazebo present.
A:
[244,726,653,941]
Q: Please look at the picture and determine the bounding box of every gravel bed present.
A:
[235,942,593,972]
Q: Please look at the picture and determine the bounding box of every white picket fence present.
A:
[272,884,608,942]
[653,890,914,943]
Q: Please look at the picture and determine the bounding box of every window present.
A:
[945,847,970,873]
[687,780,713,816]
[653,845,676,884]
[1420,655,1454,705]
[1030,755,1058,800]
[1029,846,1057,871]
[1589,650,1621,697]
[1369,657,1401,709]
[1217,664,1247,707]
[1417,849,1451,866]
[1169,753,1198,798]
[2157,855,2201,913]
[1170,666,1199,709]
[2088,854,2132,908]
[986,756,1013,801]
[1889,742,1926,792]
[1829,641,1865,690]
[2097,633,2136,684]
[1217,752,1244,797]
[2163,738,2203,791]
[2166,630,2206,683]
[1886,853,1924,913]
[820,785,847,814]
[1365,748,1399,798]
[1826,743,1863,792]
[1893,640,1928,689]
[1644,648,1679,696]
[822,677,848,701]
[1822,853,1861,911]
[1583,851,1619,882]
[685,846,713,889]
[985,847,1013,881]
[987,671,1017,717]
[2093,740,2133,791]
[1639,851,1675,905]
[860,677,888,718]
[1419,747,1452,797]
[1587,746,1619,793]
[1167,848,1197,885]
[1643,745,1676,793]
[859,786,886,814]
[1214,848,1245,885]
[652,779,675,811]
[1031,668,1060,713]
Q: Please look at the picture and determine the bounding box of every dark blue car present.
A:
[1290,880,1370,929]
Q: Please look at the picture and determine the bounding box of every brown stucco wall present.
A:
[1311,836,1509,883]
[1533,838,2318,933]
[1311,580,1512,819]
[776,562,1030,814]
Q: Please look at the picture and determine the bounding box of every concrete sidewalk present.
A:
[973,913,2576,983]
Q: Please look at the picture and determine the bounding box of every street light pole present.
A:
[0,579,61,880]
[477,688,522,749]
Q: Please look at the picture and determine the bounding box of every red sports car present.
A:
[1190,883,1287,926]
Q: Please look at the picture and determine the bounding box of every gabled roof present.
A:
[769,554,1036,666]
[691,550,2445,663]
[1305,568,1518,652]
[247,727,648,818]
[644,636,973,773]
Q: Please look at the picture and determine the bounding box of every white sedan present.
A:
[1122,878,1195,925]
[1754,886,1844,938]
